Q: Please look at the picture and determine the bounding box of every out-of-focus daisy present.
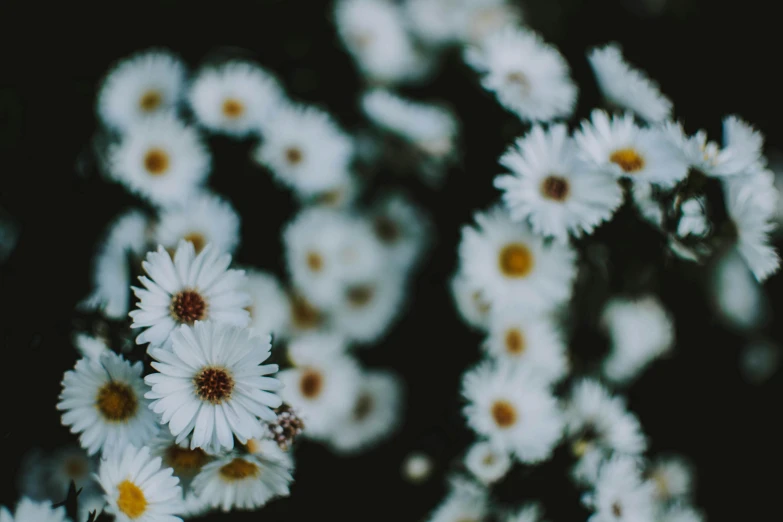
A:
[575,110,688,186]
[427,476,489,522]
[587,43,672,123]
[145,321,282,453]
[457,0,524,45]
[462,360,563,463]
[97,445,182,522]
[46,445,98,500]
[97,50,186,132]
[402,452,433,484]
[450,271,492,331]
[77,491,108,522]
[285,332,348,367]
[369,191,431,272]
[245,270,291,340]
[503,503,546,522]
[57,352,158,456]
[676,197,709,238]
[154,192,240,256]
[285,291,329,338]
[601,295,674,384]
[149,429,213,487]
[108,113,211,207]
[584,455,656,522]
[465,26,577,122]
[330,271,406,344]
[129,241,250,346]
[253,104,354,197]
[464,440,512,485]
[403,0,463,47]
[710,250,767,331]
[459,207,577,311]
[326,370,403,454]
[0,498,69,522]
[631,182,664,228]
[189,61,283,137]
[647,455,694,503]
[495,124,623,243]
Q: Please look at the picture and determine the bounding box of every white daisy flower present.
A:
[504,503,546,522]
[97,444,182,522]
[284,291,330,338]
[464,26,577,122]
[631,182,664,228]
[601,295,674,384]
[129,241,250,346]
[179,490,210,520]
[73,333,110,360]
[427,476,489,522]
[253,103,354,197]
[575,110,688,186]
[450,270,492,331]
[464,440,512,485]
[188,61,283,137]
[647,455,694,502]
[108,113,211,207]
[97,49,187,132]
[330,270,406,344]
[459,206,578,312]
[145,321,282,453]
[587,43,672,123]
[402,452,433,484]
[0,498,69,522]
[285,332,348,367]
[585,455,656,522]
[494,124,623,243]
[676,197,709,238]
[245,270,290,340]
[326,370,403,454]
[369,191,431,272]
[335,0,432,85]
[57,352,158,456]
[403,0,464,47]
[45,445,98,500]
[457,0,524,45]
[191,450,293,512]
[462,360,563,463]
[154,192,240,256]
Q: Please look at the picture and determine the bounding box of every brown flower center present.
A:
[505,328,525,355]
[498,243,534,278]
[289,294,323,330]
[353,393,374,421]
[143,148,170,176]
[491,400,517,428]
[611,502,623,518]
[222,98,244,119]
[346,285,374,308]
[306,251,324,272]
[373,216,400,243]
[139,90,162,112]
[164,445,210,478]
[219,458,260,481]
[170,290,207,324]
[610,148,645,173]
[117,480,147,519]
[194,367,234,404]
[285,146,303,165]
[96,381,138,422]
[183,232,206,253]
[541,175,570,201]
[506,71,531,95]
[300,369,323,399]
[64,457,88,479]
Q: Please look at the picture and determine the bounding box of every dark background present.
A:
[1,0,781,520]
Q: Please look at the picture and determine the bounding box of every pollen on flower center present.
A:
[299,369,323,399]
[505,328,525,355]
[222,98,244,119]
[306,251,324,272]
[498,243,534,278]
[117,479,147,519]
[96,381,138,422]
[139,90,162,112]
[219,458,260,481]
[373,216,401,243]
[353,393,374,421]
[491,400,517,428]
[183,232,206,253]
[610,148,645,173]
[144,148,170,175]
[346,285,374,307]
[164,445,209,477]
[170,290,207,324]
[290,294,323,330]
[194,367,234,404]
[541,175,570,201]
[285,146,304,165]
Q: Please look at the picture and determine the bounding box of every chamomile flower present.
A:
[464,440,512,484]
[129,241,250,346]
[647,455,694,502]
[108,113,211,207]
[465,26,577,122]
[369,191,431,272]
[285,332,348,367]
[575,110,688,186]
[254,104,354,197]
[427,476,490,522]
[450,271,492,331]
[57,352,158,456]
[585,455,656,522]
[97,50,187,132]
[245,270,290,340]
[145,321,283,453]
[459,207,577,311]
[285,291,330,337]
[462,360,563,463]
[191,450,293,512]
[601,295,674,384]
[189,61,283,137]
[330,271,406,344]
[494,124,623,243]
[402,452,433,483]
[97,444,182,522]
[0,498,69,522]
[326,370,403,454]
[587,43,672,123]
[154,192,240,256]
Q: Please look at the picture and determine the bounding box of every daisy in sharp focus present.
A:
[464,26,577,122]
[464,440,512,485]
[0,498,70,522]
[459,206,577,312]
[57,351,158,456]
[145,321,283,454]
[154,191,240,256]
[108,113,211,207]
[575,110,689,187]
[587,43,672,123]
[189,61,283,137]
[97,445,182,522]
[97,49,186,132]
[129,241,250,346]
[584,455,656,522]
[494,124,623,243]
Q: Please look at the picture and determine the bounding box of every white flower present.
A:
[587,43,672,123]
[427,476,489,522]
[504,503,546,522]
[97,49,186,132]
[459,206,577,312]
[245,270,291,340]
[495,124,623,243]
[450,270,492,331]
[575,110,688,186]
[369,191,431,272]
[462,360,563,463]
[108,113,211,207]
[456,0,524,45]
[284,291,331,338]
[601,295,674,384]
[254,103,354,197]
[0,498,69,522]
[148,428,214,486]
[73,333,110,360]
[77,491,108,522]
[45,445,99,500]
[676,197,709,238]
[154,192,240,256]
[647,455,694,502]
[403,0,464,47]
[129,241,250,346]
[586,455,656,522]
[631,182,664,228]
[402,452,433,483]
[189,61,283,137]
[145,321,282,454]
[658,505,705,522]
[97,445,182,522]
[465,26,577,122]
[464,440,512,484]
[57,352,158,456]
[330,270,406,344]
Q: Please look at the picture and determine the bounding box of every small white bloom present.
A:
[402,452,433,483]
[154,192,240,256]
[403,0,464,47]
[586,455,656,522]
[456,0,524,45]
[504,503,546,522]
[0,498,69,522]
[284,291,331,338]
[710,250,768,331]
[464,440,512,484]
[676,197,709,238]
[465,26,577,122]
[427,476,489,522]
[647,455,694,502]
[330,270,406,344]
[245,270,291,340]
[450,270,492,331]
[45,445,99,500]
[369,191,431,272]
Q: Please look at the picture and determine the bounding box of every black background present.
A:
[1,0,782,520]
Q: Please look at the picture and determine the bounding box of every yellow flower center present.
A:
[498,243,534,278]
[117,480,147,519]
[139,90,162,112]
[504,328,525,355]
[610,148,645,173]
[95,382,138,422]
[222,98,244,119]
[219,458,260,481]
